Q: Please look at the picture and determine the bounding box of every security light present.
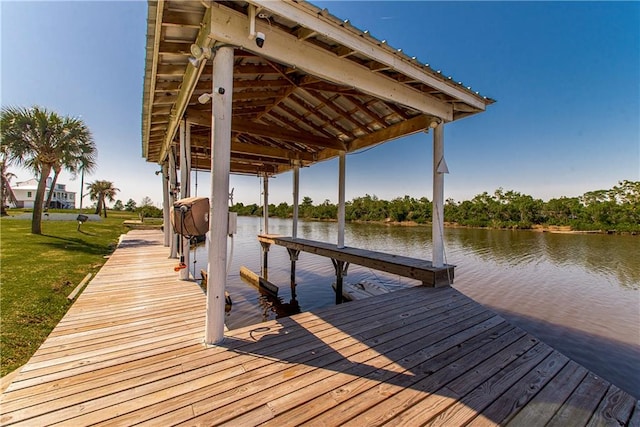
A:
[188,44,212,68]
[198,87,225,104]
[255,32,265,48]
[198,93,213,104]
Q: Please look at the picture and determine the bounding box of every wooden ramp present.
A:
[1,230,638,426]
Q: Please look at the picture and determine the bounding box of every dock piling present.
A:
[287,248,300,299]
[260,240,271,281]
[331,259,349,304]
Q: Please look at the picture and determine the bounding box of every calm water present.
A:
[194,216,640,398]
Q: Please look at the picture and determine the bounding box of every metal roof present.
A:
[141,0,494,176]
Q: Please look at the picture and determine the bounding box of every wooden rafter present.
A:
[348,114,430,152]
[274,102,339,140]
[288,93,355,140]
[186,111,344,151]
[143,0,494,173]
[207,3,454,120]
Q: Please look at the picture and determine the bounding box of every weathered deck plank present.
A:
[1,230,637,426]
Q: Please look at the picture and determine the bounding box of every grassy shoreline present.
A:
[0,209,144,377]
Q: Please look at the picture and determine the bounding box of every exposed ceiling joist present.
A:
[247,0,487,111]
[143,1,494,174]
[207,3,454,121]
[187,111,345,151]
[157,6,212,164]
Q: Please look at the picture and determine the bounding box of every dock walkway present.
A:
[1,230,638,426]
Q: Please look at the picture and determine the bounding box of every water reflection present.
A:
[258,293,301,321]
[195,216,639,398]
[446,228,640,288]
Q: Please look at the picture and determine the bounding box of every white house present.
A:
[12,178,76,209]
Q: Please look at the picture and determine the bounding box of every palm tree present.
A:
[45,154,96,209]
[0,106,96,234]
[86,180,119,218]
[1,152,18,216]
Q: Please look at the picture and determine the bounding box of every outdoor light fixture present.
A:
[198,93,213,104]
[188,56,202,68]
[198,87,225,104]
[255,32,265,48]
[188,44,212,68]
[429,118,442,129]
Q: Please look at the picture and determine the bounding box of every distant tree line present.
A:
[112,196,163,218]
[230,180,639,232]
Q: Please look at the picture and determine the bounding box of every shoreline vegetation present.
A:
[231,180,640,234]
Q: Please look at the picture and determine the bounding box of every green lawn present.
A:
[0,209,145,377]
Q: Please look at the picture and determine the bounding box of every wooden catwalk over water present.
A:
[258,234,455,287]
[1,231,637,426]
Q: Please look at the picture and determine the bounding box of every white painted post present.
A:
[162,163,170,247]
[432,123,445,267]
[292,162,299,238]
[263,174,269,235]
[179,120,191,280]
[79,167,84,212]
[168,149,178,259]
[205,46,234,345]
[337,151,346,248]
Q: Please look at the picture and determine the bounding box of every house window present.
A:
[27,191,32,198]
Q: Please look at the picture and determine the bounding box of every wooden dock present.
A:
[1,230,638,426]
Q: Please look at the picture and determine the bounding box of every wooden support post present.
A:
[168,149,178,259]
[287,248,300,299]
[432,122,446,268]
[179,119,191,280]
[292,162,299,239]
[331,258,349,304]
[337,151,346,249]
[162,163,170,247]
[260,240,270,281]
[205,46,234,345]
[263,174,269,235]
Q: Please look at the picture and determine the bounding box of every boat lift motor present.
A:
[171,197,210,271]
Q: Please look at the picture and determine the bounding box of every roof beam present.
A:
[231,141,315,162]
[234,79,290,89]
[158,41,191,54]
[288,93,356,140]
[274,102,339,140]
[191,137,315,163]
[142,0,165,160]
[161,10,201,28]
[230,162,278,175]
[186,111,345,151]
[157,7,213,163]
[348,115,431,152]
[208,3,453,121]
[234,118,345,151]
[247,0,486,111]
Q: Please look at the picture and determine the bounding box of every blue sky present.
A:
[2,1,638,207]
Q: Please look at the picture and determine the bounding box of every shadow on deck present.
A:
[1,230,637,426]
